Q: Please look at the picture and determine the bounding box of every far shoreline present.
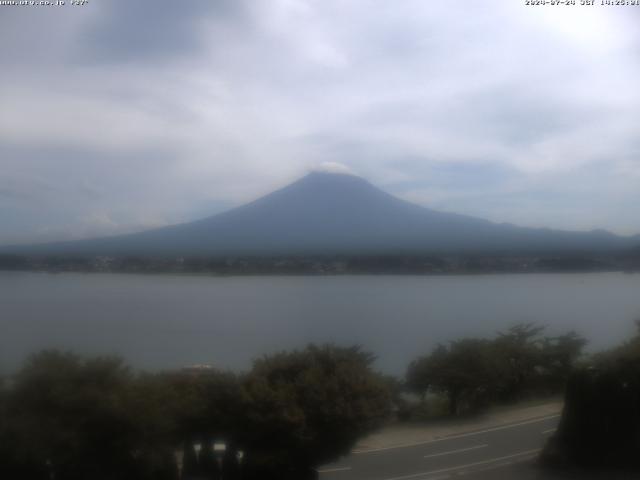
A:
[1,267,638,278]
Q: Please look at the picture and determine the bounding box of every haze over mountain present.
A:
[3,171,639,257]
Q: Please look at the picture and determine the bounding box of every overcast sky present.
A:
[1,0,639,245]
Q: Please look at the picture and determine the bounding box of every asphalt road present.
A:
[318,415,564,480]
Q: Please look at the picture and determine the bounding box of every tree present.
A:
[492,323,546,400]
[594,319,640,365]
[241,344,391,479]
[131,369,245,442]
[490,323,585,399]
[407,324,587,416]
[538,331,587,392]
[4,351,140,480]
[541,325,640,470]
[407,339,498,416]
[128,369,247,479]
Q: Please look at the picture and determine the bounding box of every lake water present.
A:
[2,271,640,375]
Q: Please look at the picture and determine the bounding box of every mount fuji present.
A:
[4,171,639,256]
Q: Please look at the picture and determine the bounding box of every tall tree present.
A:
[407,339,498,415]
[242,344,391,479]
[5,351,139,480]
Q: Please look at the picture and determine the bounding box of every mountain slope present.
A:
[4,172,639,256]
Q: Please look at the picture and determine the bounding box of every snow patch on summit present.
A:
[311,162,357,176]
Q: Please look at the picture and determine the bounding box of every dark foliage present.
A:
[406,323,586,416]
[541,322,640,471]
[0,345,391,479]
[240,345,391,478]
[0,351,140,479]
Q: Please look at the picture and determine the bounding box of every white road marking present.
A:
[457,459,523,476]
[542,428,556,434]
[380,449,541,480]
[317,466,352,474]
[353,414,560,454]
[423,444,488,459]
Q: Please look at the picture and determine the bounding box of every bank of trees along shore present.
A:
[405,324,586,417]
[0,346,390,480]
[0,324,589,479]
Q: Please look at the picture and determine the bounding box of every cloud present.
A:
[78,0,243,63]
[0,0,639,244]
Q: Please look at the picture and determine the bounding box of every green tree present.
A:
[541,324,640,470]
[594,319,640,365]
[538,331,587,392]
[491,323,585,399]
[407,324,587,416]
[492,323,546,400]
[407,339,498,416]
[128,369,247,479]
[129,369,245,443]
[241,344,391,479]
[4,351,140,480]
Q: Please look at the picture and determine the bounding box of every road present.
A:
[318,415,563,480]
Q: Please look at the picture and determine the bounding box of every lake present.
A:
[1,271,640,375]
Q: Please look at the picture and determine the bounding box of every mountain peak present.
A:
[301,170,367,183]
[310,161,358,176]
[290,169,377,196]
